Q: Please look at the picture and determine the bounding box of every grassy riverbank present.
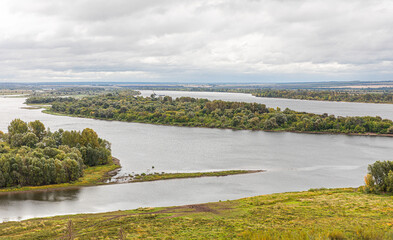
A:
[128,170,263,183]
[1,188,393,239]
[0,161,120,194]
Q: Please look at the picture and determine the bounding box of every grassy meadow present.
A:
[1,188,393,239]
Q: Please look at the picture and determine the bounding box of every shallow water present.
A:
[0,94,392,222]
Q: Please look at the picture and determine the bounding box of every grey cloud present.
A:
[1,0,393,82]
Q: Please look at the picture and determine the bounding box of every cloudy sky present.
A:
[0,0,392,83]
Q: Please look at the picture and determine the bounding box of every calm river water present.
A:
[0,93,392,222]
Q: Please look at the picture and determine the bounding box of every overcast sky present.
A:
[0,0,392,83]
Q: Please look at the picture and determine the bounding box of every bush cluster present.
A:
[363,161,393,193]
[0,119,111,188]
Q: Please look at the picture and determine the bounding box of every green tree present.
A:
[28,120,46,140]
[22,132,39,147]
[63,158,82,182]
[264,118,278,130]
[62,131,81,148]
[365,161,393,193]
[10,133,24,148]
[80,128,99,148]
[8,119,28,136]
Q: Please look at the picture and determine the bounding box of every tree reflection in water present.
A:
[0,188,80,202]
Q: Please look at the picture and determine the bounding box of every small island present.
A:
[26,91,393,136]
[0,119,116,193]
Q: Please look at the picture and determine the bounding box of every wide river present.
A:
[0,91,392,222]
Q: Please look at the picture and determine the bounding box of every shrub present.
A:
[364,174,375,193]
[364,161,393,193]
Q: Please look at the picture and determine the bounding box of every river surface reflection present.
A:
[0,93,392,222]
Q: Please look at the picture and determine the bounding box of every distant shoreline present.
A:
[139,89,393,104]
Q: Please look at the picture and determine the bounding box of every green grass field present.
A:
[1,188,393,239]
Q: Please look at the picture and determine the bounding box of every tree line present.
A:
[27,91,393,135]
[26,96,75,104]
[0,119,111,188]
[251,89,393,103]
[123,87,393,104]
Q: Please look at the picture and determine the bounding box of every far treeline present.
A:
[251,89,393,103]
[27,91,393,135]
[0,119,111,188]
[128,87,393,104]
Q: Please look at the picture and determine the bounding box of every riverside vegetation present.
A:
[0,119,112,189]
[27,91,393,135]
[251,89,393,103]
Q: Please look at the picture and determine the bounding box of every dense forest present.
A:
[27,91,393,135]
[0,119,111,188]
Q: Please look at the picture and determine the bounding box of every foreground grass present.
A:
[128,170,263,183]
[2,188,393,239]
[0,163,119,194]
